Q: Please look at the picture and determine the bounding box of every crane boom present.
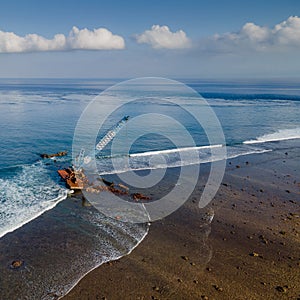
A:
[74,116,129,170]
[96,116,129,152]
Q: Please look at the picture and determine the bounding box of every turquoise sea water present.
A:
[0,78,300,298]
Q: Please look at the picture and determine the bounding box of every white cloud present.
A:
[135,25,191,49]
[0,27,125,53]
[273,16,300,46]
[211,16,300,52]
[67,26,125,50]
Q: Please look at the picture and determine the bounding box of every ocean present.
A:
[0,78,300,299]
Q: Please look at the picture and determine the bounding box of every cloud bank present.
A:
[1,16,299,55]
[0,26,125,53]
[211,16,300,52]
[135,25,191,49]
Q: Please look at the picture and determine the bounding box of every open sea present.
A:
[0,78,300,299]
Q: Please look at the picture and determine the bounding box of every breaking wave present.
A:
[244,127,300,144]
[97,144,269,175]
[0,162,69,238]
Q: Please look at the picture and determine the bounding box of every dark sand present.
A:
[62,141,300,300]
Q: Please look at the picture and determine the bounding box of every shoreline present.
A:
[0,139,298,299]
[0,190,69,239]
[58,221,150,300]
[63,140,300,299]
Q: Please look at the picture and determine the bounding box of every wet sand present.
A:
[64,140,300,300]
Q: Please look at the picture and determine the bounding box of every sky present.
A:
[0,0,300,79]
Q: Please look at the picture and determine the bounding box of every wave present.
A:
[97,144,268,175]
[244,127,300,144]
[0,196,149,300]
[201,92,300,102]
[0,162,69,238]
[98,145,223,175]
[129,144,223,157]
[60,222,150,299]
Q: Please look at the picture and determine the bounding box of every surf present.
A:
[96,144,270,175]
[244,127,300,144]
[0,161,69,239]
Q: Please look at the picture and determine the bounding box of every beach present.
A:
[63,139,300,300]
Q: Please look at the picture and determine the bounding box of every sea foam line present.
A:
[129,144,223,157]
[59,222,150,300]
[0,190,69,239]
[244,127,300,144]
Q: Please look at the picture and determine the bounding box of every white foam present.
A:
[244,127,300,144]
[130,144,223,157]
[98,145,224,175]
[59,223,150,300]
[97,144,271,176]
[226,148,272,159]
[0,162,68,238]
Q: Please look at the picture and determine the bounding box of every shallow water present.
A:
[0,195,149,300]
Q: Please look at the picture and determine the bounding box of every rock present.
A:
[190,262,196,266]
[152,286,160,291]
[201,296,209,300]
[236,165,241,168]
[132,193,151,201]
[181,255,189,261]
[177,278,183,283]
[193,280,199,284]
[249,252,260,257]
[285,190,290,193]
[259,235,268,244]
[213,284,223,291]
[11,260,23,269]
[40,151,67,159]
[275,285,287,293]
[279,230,286,235]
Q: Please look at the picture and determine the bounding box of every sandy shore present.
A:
[63,141,300,300]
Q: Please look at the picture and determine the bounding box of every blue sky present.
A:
[0,0,300,78]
